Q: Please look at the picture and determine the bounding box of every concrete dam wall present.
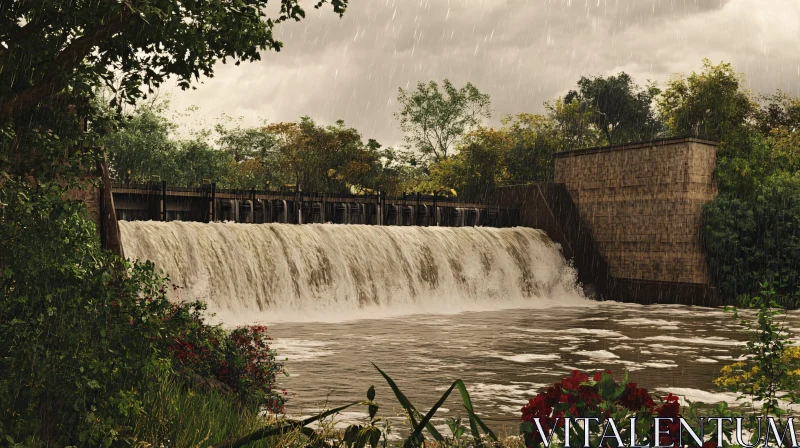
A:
[496,137,720,306]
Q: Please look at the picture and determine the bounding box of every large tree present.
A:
[658,59,754,143]
[501,113,559,182]
[104,104,181,184]
[565,72,663,145]
[395,79,491,162]
[0,0,347,179]
[262,117,387,194]
[545,97,602,151]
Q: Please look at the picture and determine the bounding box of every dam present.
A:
[80,136,721,306]
[108,136,783,431]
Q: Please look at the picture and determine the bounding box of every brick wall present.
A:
[553,138,718,285]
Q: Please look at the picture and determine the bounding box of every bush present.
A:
[0,180,283,446]
[703,173,800,307]
[715,283,800,415]
[168,319,287,412]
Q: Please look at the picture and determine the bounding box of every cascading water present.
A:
[117,221,774,428]
[119,222,585,322]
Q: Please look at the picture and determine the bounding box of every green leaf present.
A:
[412,381,457,440]
[371,363,442,441]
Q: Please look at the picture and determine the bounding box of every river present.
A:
[118,221,800,435]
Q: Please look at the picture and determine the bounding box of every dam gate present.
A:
[112,184,520,228]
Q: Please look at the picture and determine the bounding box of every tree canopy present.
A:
[658,59,753,144]
[565,72,663,145]
[0,0,348,179]
[395,79,491,162]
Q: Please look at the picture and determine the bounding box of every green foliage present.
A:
[419,127,511,201]
[501,114,558,183]
[703,172,800,307]
[0,0,347,116]
[544,98,603,152]
[659,59,754,144]
[395,79,492,162]
[753,92,800,135]
[0,180,285,446]
[371,363,497,448]
[104,108,405,194]
[0,180,166,445]
[104,104,182,183]
[0,0,348,182]
[341,386,384,448]
[716,282,800,416]
[565,72,663,145]
[212,400,360,448]
[125,375,275,448]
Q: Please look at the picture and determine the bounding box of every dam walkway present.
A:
[111,183,520,228]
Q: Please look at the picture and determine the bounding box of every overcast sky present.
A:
[165,0,800,147]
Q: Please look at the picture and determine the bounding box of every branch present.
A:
[0,17,56,44]
[0,11,132,122]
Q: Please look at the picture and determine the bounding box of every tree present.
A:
[753,92,800,135]
[417,127,511,202]
[104,104,180,184]
[216,123,277,164]
[0,0,348,179]
[175,136,234,187]
[395,79,491,162]
[703,172,800,306]
[454,127,512,201]
[262,117,387,194]
[658,59,754,143]
[545,97,603,151]
[501,113,559,182]
[565,72,663,145]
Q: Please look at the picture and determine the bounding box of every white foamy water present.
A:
[117,220,800,432]
[119,221,586,322]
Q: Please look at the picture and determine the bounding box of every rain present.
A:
[2,0,800,446]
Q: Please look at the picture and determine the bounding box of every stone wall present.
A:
[553,137,718,285]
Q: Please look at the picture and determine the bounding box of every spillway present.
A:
[118,222,584,322]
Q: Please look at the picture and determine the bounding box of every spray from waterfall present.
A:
[119,222,586,323]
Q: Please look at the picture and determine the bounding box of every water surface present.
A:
[268,303,800,434]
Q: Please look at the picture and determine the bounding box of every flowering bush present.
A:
[163,307,286,412]
[0,183,285,446]
[520,370,726,448]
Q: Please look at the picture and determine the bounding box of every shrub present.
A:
[703,173,800,307]
[168,319,286,412]
[715,283,800,415]
[0,180,283,446]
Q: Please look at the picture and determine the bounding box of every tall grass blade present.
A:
[412,381,458,440]
[371,362,444,441]
[454,380,497,441]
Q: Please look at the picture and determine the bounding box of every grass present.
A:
[125,367,523,448]
[127,376,282,448]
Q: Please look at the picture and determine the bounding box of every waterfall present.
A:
[119,222,585,323]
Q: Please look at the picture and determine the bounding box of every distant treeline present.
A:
[105,59,800,306]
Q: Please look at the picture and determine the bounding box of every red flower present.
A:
[618,382,656,412]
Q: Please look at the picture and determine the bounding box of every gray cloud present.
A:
[167,0,800,147]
